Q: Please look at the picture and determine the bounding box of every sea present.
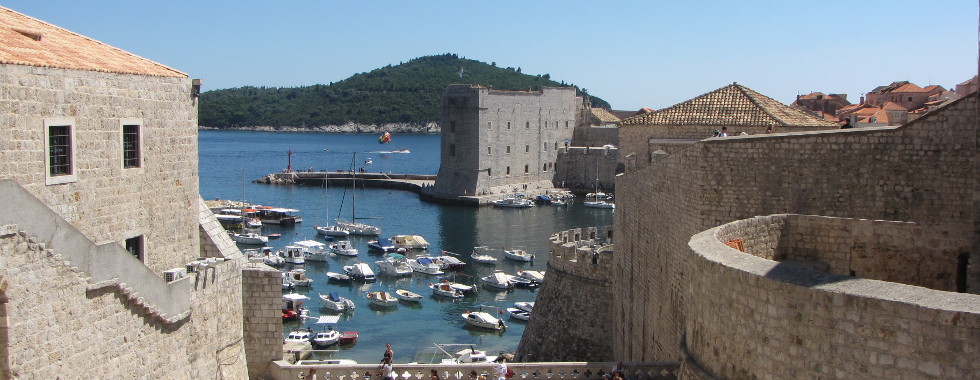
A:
[198,129,614,364]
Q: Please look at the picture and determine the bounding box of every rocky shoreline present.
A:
[198,122,440,134]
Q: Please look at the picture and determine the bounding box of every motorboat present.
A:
[339,331,358,344]
[366,291,398,307]
[431,344,498,364]
[336,220,381,236]
[471,246,498,264]
[281,273,295,290]
[375,254,413,276]
[481,271,514,290]
[343,263,376,281]
[409,257,444,275]
[431,253,465,270]
[315,224,350,238]
[489,196,534,208]
[395,289,423,302]
[534,194,553,205]
[584,159,615,209]
[461,310,506,330]
[330,240,359,257]
[280,246,306,265]
[264,253,285,267]
[430,282,463,299]
[312,328,340,348]
[292,240,330,262]
[514,302,534,313]
[326,272,351,283]
[583,199,615,209]
[367,238,396,253]
[518,270,545,283]
[506,307,530,321]
[391,235,430,250]
[255,206,302,226]
[503,248,534,262]
[509,275,540,289]
[285,328,313,344]
[245,247,284,267]
[229,231,268,245]
[319,292,355,312]
[281,293,309,321]
[284,269,313,287]
[586,192,612,200]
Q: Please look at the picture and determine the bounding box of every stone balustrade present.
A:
[269,361,679,380]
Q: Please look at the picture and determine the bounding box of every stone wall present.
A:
[614,93,978,370]
[243,264,284,379]
[516,227,615,362]
[684,215,980,379]
[554,147,618,193]
[571,125,619,148]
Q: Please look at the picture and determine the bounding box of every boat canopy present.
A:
[316,315,341,324]
[387,253,406,259]
[294,240,327,249]
[282,293,310,301]
[418,257,433,265]
[329,292,340,302]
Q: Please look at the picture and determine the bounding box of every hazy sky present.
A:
[4,1,978,110]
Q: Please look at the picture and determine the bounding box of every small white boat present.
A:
[367,238,396,253]
[319,292,356,312]
[312,328,341,348]
[514,302,534,313]
[392,235,430,250]
[229,232,268,245]
[430,282,464,298]
[315,224,350,237]
[293,240,330,261]
[489,196,534,208]
[583,200,615,209]
[395,289,423,302]
[284,269,313,287]
[503,248,535,262]
[282,293,309,321]
[375,254,413,276]
[518,270,545,283]
[506,307,530,321]
[326,272,351,282]
[343,263,376,281]
[264,254,285,267]
[280,245,306,265]
[337,220,381,236]
[366,291,398,307]
[330,240,359,257]
[409,257,444,275]
[281,273,295,290]
[461,310,506,330]
[481,271,514,290]
[471,246,498,264]
[285,329,313,344]
[431,253,466,270]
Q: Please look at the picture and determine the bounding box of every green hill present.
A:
[198,53,610,129]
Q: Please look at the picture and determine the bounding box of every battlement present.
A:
[547,227,614,284]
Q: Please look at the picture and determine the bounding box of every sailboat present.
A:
[314,173,350,237]
[336,152,382,235]
[583,156,615,209]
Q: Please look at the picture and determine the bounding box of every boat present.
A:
[242,208,263,229]
[518,270,545,283]
[429,344,498,364]
[339,331,358,344]
[296,359,358,365]
[245,247,284,267]
[431,253,466,270]
[534,194,553,205]
[264,253,285,267]
[391,235,430,250]
[461,309,506,330]
[430,282,463,299]
[489,196,534,208]
[343,262,376,281]
[312,315,342,347]
[509,275,540,289]
[583,158,615,209]
[319,292,356,312]
[292,240,330,261]
[471,246,498,264]
[280,245,306,265]
[514,302,534,313]
[281,273,295,290]
[315,224,349,237]
[281,293,309,321]
[409,257,443,275]
[583,199,615,209]
[336,152,382,236]
[255,206,302,226]
[503,248,535,262]
[229,231,268,245]
[284,269,313,287]
[375,254,413,276]
[366,291,398,307]
[329,240,359,257]
[481,271,514,290]
[506,307,530,321]
[391,148,410,154]
[285,328,313,344]
[325,272,351,283]
[395,289,423,302]
[367,238,396,253]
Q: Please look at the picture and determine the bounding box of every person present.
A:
[303,368,317,380]
[382,343,393,363]
[611,361,625,376]
[840,119,853,129]
[719,127,728,137]
[765,126,773,134]
[494,358,508,380]
[380,358,394,380]
[430,369,440,380]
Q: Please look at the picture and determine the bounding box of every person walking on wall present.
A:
[494,357,508,380]
[840,118,853,129]
[719,127,728,137]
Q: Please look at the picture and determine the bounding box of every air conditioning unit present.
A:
[163,268,187,283]
[185,261,200,273]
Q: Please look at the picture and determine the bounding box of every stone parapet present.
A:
[547,226,614,279]
[243,263,285,379]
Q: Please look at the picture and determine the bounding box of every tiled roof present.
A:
[892,83,925,93]
[590,108,621,123]
[881,101,907,111]
[922,85,944,93]
[0,6,185,77]
[619,83,837,128]
[854,107,880,116]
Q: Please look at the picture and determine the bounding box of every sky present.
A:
[4,1,978,111]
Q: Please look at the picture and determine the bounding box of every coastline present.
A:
[198,122,441,134]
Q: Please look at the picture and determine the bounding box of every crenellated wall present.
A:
[516,227,615,362]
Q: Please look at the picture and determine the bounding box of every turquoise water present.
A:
[198,130,613,364]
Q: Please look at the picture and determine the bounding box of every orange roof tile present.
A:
[892,83,925,93]
[854,107,880,116]
[881,101,907,111]
[619,83,837,128]
[0,6,185,77]
[590,108,621,123]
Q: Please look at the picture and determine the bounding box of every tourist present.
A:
[494,357,508,380]
[303,368,317,380]
[430,369,440,380]
[840,119,853,129]
[611,361,625,376]
[719,127,728,137]
[380,358,394,380]
[765,126,773,134]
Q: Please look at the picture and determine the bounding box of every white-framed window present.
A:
[121,118,142,169]
[44,117,77,185]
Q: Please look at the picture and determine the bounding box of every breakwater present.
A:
[254,171,435,192]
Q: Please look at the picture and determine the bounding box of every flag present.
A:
[378,132,391,144]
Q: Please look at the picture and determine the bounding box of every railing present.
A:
[269,361,680,380]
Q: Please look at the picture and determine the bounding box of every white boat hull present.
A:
[395,289,423,302]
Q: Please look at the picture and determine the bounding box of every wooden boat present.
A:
[395,289,423,302]
[366,291,397,307]
[339,331,358,344]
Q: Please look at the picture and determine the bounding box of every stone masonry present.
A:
[243,264,284,379]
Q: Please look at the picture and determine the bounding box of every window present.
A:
[449,144,456,157]
[125,235,144,262]
[488,168,492,177]
[507,122,511,130]
[487,121,492,130]
[525,145,529,153]
[524,164,529,174]
[506,166,510,175]
[450,121,456,133]
[122,124,141,168]
[487,146,492,155]
[448,98,456,105]
[543,142,547,151]
[543,163,548,172]
[506,146,511,154]
[525,122,530,129]
[44,118,76,185]
[554,142,558,150]
[565,121,569,129]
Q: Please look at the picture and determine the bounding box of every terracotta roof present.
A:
[870,108,890,123]
[854,106,880,116]
[892,83,925,93]
[922,85,944,93]
[0,6,185,77]
[590,108,621,123]
[881,101,907,111]
[619,83,837,128]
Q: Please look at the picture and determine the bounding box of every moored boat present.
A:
[229,231,268,245]
[391,235,430,250]
[330,240,359,257]
[280,245,306,265]
[292,240,330,261]
[366,291,398,307]
[315,224,350,238]
[281,293,309,321]
[343,262,376,281]
[339,331,358,344]
[489,196,534,208]
[395,289,423,302]
[326,272,351,283]
[518,270,545,283]
[431,253,466,270]
[430,282,464,298]
[375,254,413,276]
[319,291,355,312]
[461,309,506,330]
[514,302,534,313]
[503,248,534,262]
[285,268,313,287]
[367,238,396,253]
[409,257,443,275]
[481,271,514,290]
[285,328,313,344]
[506,307,530,321]
[255,206,302,226]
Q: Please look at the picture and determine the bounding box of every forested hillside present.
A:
[199,53,609,129]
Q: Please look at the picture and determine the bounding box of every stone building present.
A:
[617,83,838,170]
[433,85,579,197]
[0,7,257,378]
[790,92,850,121]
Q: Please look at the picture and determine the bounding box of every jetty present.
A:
[255,171,435,192]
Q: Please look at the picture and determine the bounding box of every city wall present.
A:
[516,227,615,362]
[571,125,619,149]
[554,147,618,194]
[685,215,979,379]
[614,94,977,375]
